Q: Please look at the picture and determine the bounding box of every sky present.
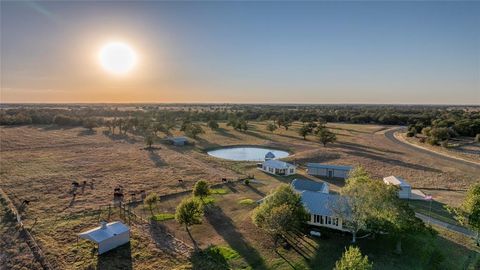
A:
[1,1,479,104]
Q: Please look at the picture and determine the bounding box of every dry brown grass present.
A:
[1,121,478,269]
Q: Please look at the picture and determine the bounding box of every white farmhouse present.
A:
[300,191,349,231]
[290,178,349,231]
[78,221,130,255]
[259,159,296,176]
[306,163,352,179]
[383,176,412,199]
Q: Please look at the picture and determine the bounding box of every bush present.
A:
[244,179,250,186]
[406,131,415,137]
[476,134,480,143]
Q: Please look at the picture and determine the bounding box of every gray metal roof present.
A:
[300,191,350,217]
[167,136,188,142]
[78,221,129,243]
[263,159,295,169]
[383,176,411,188]
[265,151,276,159]
[306,163,353,171]
[291,178,328,193]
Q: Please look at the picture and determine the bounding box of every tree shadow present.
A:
[77,129,95,136]
[245,184,266,197]
[335,141,403,155]
[225,182,239,193]
[293,152,341,165]
[148,220,192,261]
[190,247,229,270]
[103,131,137,144]
[96,242,133,270]
[148,150,167,167]
[215,128,239,139]
[243,130,271,141]
[342,150,442,173]
[205,205,267,270]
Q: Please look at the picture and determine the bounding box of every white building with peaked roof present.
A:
[259,159,296,176]
[78,221,130,254]
[383,176,412,199]
[291,178,349,231]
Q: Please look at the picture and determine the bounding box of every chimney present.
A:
[100,221,107,229]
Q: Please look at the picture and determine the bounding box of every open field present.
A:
[399,133,480,165]
[1,122,479,269]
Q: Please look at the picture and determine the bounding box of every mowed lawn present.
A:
[1,122,479,269]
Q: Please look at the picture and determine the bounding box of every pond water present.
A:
[207,146,290,161]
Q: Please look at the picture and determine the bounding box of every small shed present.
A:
[306,163,353,179]
[259,160,296,176]
[264,151,276,160]
[383,176,412,199]
[166,136,189,146]
[78,221,130,255]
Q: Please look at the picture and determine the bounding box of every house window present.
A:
[320,215,323,224]
[327,216,331,225]
[289,168,294,173]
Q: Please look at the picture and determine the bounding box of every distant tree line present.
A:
[1,105,479,137]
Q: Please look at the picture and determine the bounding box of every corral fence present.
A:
[0,188,54,270]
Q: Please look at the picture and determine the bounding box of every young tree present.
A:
[266,122,278,133]
[192,180,210,200]
[334,246,372,270]
[185,123,204,139]
[449,183,480,246]
[316,127,337,147]
[175,197,204,248]
[338,168,395,243]
[298,124,312,140]
[252,185,308,242]
[207,120,219,131]
[144,192,159,217]
[153,122,166,136]
[145,132,154,149]
[83,118,97,131]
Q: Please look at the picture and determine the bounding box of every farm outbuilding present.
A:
[78,221,130,255]
[166,136,189,146]
[383,176,412,199]
[264,151,275,160]
[306,163,352,179]
[259,159,296,176]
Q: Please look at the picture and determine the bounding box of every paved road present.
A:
[415,212,475,238]
[384,127,480,171]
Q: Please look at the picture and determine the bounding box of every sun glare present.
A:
[99,42,137,75]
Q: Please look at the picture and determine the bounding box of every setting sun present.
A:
[99,42,137,75]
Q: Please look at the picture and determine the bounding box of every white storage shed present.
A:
[79,221,130,255]
[383,176,412,199]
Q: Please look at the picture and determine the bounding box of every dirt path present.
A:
[415,212,475,238]
[384,128,480,170]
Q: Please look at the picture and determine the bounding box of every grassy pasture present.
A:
[1,121,479,269]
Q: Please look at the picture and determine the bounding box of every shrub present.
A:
[244,179,250,186]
